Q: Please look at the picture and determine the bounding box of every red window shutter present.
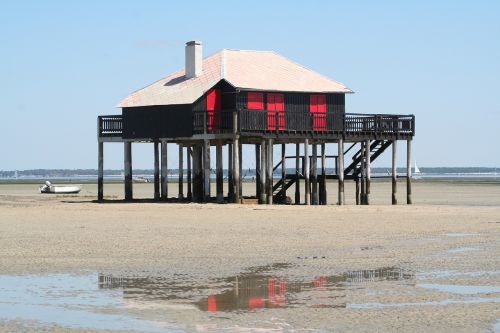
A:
[310,95,318,113]
[310,94,327,131]
[275,94,284,111]
[206,88,221,131]
[247,92,264,110]
[267,93,285,130]
[267,94,276,111]
[317,95,326,112]
[206,88,221,111]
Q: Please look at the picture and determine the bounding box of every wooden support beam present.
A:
[202,139,211,202]
[178,145,184,200]
[227,143,234,202]
[233,139,241,203]
[281,143,286,197]
[365,139,371,205]
[320,143,327,205]
[259,140,266,204]
[266,139,273,205]
[360,142,366,205]
[392,140,397,205]
[216,142,224,203]
[161,140,168,200]
[187,146,192,200]
[154,141,160,200]
[255,144,261,199]
[407,139,412,204]
[124,141,133,201]
[338,138,344,205]
[295,143,300,205]
[355,177,360,205]
[311,143,318,205]
[192,144,203,202]
[304,139,310,205]
[97,141,103,201]
[239,142,243,199]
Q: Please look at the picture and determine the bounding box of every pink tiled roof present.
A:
[118,49,352,108]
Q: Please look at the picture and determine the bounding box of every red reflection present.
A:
[248,297,265,309]
[207,294,217,312]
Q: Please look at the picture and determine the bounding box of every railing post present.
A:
[203,111,207,134]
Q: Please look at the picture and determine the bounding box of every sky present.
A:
[1,0,499,170]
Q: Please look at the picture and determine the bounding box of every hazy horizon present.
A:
[1,1,499,169]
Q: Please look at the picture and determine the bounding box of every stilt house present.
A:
[97,41,415,205]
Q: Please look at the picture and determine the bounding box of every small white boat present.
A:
[39,181,81,194]
[133,176,150,183]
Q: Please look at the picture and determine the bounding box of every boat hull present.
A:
[40,185,81,194]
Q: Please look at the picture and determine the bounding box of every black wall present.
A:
[122,104,193,139]
[192,79,237,111]
[236,91,346,131]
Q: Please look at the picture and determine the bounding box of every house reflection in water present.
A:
[98,266,413,313]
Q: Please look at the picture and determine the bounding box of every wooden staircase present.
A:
[271,140,393,202]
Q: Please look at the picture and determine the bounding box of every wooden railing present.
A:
[193,110,414,136]
[344,113,414,135]
[97,111,414,138]
[98,115,123,137]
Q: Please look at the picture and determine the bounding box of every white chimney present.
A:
[185,40,202,78]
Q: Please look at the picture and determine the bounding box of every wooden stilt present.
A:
[304,139,310,205]
[233,139,240,203]
[124,141,133,201]
[216,142,224,203]
[178,145,184,200]
[228,143,234,202]
[338,138,344,205]
[281,143,286,197]
[187,147,192,200]
[266,139,273,205]
[259,140,266,204]
[355,177,360,205]
[311,143,318,205]
[98,141,103,201]
[392,140,397,205]
[239,142,243,198]
[255,144,261,199]
[161,140,168,200]
[154,141,160,200]
[202,139,211,202]
[407,139,412,204]
[295,143,300,205]
[192,144,203,202]
[365,139,371,205]
[360,142,366,205]
[320,143,327,205]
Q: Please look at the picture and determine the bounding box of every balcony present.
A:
[98,111,414,139]
[193,110,414,136]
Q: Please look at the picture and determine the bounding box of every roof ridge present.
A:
[223,48,274,53]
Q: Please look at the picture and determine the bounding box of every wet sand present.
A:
[0,181,499,332]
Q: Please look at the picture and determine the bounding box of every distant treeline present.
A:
[1,167,499,178]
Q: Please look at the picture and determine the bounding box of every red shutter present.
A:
[206,89,221,131]
[267,93,285,130]
[310,94,327,131]
[247,92,264,110]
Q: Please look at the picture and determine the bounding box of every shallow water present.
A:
[0,264,498,332]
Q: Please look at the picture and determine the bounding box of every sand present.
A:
[0,180,499,332]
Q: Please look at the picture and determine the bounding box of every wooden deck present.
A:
[98,111,414,142]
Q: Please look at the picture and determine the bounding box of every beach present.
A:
[0,180,499,332]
